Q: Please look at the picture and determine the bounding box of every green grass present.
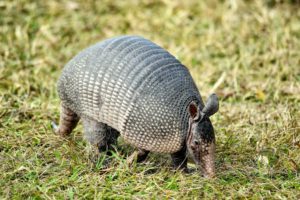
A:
[1,0,300,199]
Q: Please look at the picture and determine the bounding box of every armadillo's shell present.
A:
[58,35,203,153]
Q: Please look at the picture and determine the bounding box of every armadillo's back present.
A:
[58,35,202,153]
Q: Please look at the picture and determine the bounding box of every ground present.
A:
[0,0,299,199]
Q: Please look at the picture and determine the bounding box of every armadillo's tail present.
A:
[53,104,80,137]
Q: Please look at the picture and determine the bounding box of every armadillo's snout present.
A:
[201,161,216,178]
[200,141,216,178]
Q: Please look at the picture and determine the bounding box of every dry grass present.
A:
[0,0,299,199]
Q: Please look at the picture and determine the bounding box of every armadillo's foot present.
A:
[86,144,101,164]
[171,146,188,173]
[127,149,149,166]
[185,167,196,174]
[172,164,189,173]
[100,144,118,156]
[85,144,113,170]
[180,167,191,174]
[126,151,138,166]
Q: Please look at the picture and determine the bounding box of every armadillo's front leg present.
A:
[53,103,80,137]
[171,145,188,172]
[127,149,149,165]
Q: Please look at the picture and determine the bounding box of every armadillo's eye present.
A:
[193,140,199,146]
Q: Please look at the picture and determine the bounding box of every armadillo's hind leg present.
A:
[171,145,188,173]
[105,126,120,156]
[53,104,80,137]
[82,119,107,163]
[83,119,106,150]
[82,119,119,155]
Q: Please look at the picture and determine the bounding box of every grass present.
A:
[0,0,299,199]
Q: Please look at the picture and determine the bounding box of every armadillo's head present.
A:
[186,94,219,178]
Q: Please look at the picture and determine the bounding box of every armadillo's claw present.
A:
[126,149,149,166]
[51,121,59,134]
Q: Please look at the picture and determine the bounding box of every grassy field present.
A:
[1,0,300,199]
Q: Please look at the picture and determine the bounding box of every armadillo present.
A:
[54,35,219,177]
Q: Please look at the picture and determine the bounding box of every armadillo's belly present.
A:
[58,35,201,153]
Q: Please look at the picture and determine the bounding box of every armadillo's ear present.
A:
[202,93,219,117]
[188,101,200,120]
